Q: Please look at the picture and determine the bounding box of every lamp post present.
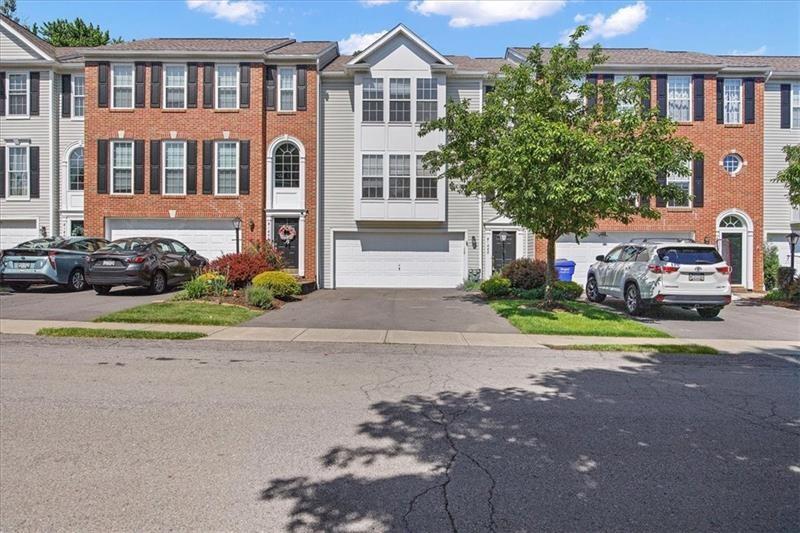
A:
[233,217,242,254]
[787,232,799,277]
[499,231,508,269]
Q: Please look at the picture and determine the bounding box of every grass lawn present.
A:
[490,299,670,338]
[37,327,206,340]
[95,301,261,326]
[546,343,718,354]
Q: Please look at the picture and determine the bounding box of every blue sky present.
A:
[14,0,800,58]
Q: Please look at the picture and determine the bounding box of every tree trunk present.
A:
[545,237,557,306]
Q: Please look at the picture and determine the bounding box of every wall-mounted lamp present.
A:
[471,235,477,249]
[248,219,255,232]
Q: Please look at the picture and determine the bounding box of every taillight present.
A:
[648,264,662,274]
[716,265,731,275]
[127,255,147,264]
[648,264,678,274]
[48,250,58,269]
[662,265,679,273]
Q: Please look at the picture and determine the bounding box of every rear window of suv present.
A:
[657,247,724,265]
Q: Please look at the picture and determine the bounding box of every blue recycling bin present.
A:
[554,259,576,282]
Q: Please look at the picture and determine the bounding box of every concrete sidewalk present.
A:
[1,318,798,356]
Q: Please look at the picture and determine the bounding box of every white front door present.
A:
[107,218,238,260]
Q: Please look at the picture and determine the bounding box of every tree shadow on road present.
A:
[261,353,800,532]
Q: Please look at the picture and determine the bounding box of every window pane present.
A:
[112,142,133,194]
[217,66,237,87]
[274,143,300,188]
[8,73,27,92]
[73,76,85,117]
[216,66,238,108]
[8,74,27,115]
[361,154,383,198]
[415,155,437,199]
[363,101,383,122]
[165,66,185,86]
[724,79,741,124]
[279,68,294,89]
[113,88,132,108]
[164,66,186,108]
[280,90,294,111]
[113,65,133,86]
[164,142,184,167]
[216,142,237,194]
[389,154,410,199]
[113,142,132,167]
[218,88,236,108]
[416,101,437,122]
[389,78,410,99]
[69,148,84,191]
[7,147,28,197]
[362,78,384,122]
[363,78,383,99]
[389,101,410,122]
[667,76,690,122]
[389,78,411,123]
[217,170,236,194]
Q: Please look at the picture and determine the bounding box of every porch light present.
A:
[787,232,799,276]
[232,217,242,231]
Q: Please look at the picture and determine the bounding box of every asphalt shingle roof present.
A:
[509,47,723,66]
[716,55,800,72]
[88,37,293,53]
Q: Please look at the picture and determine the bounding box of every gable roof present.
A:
[346,24,454,69]
[0,14,56,60]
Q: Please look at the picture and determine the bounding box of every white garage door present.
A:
[766,233,800,267]
[335,231,466,288]
[107,218,237,260]
[0,220,39,251]
[556,232,693,284]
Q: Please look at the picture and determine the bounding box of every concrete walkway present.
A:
[2,319,798,356]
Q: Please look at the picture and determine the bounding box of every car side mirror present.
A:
[188,249,196,256]
[596,254,606,262]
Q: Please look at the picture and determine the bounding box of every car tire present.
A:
[93,285,112,295]
[586,276,606,303]
[8,282,30,292]
[149,270,167,295]
[697,307,722,319]
[624,283,645,316]
[67,268,86,292]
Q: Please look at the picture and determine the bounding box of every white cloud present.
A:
[360,0,397,6]
[729,45,767,56]
[566,1,648,43]
[409,0,565,28]
[338,30,388,55]
[186,0,266,25]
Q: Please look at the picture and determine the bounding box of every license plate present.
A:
[15,262,31,269]
[688,273,704,281]
[102,260,115,266]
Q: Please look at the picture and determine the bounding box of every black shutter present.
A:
[134,140,145,194]
[744,78,755,124]
[149,140,161,194]
[297,65,307,111]
[692,157,704,208]
[61,74,71,118]
[716,78,724,124]
[203,63,214,109]
[639,75,651,114]
[0,72,5,116]
[239,140,250,195]
[656,75,667,117]
[655,172,667,208]
[29,72,39,116]
[780,84,791,129]
[187,63,198,108]
[0,147,4,197]
[150,62,162,108]
[692,74,704,121]
[239,63,250,108]
[202,140,213,194]
[29,146,40,198]
[97,140,109,194]
[266,66,276,110]
[586,74,598,109]
[134,63,146,108]
[186,140,197,194]
[98,62,109,108]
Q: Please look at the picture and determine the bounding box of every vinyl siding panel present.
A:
[57,72,85,234]
[0,27,44,61]
[764,80,800,233]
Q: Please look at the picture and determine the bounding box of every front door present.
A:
[492,231,516,272]
[274,218,299,270]
[721,233,743,285]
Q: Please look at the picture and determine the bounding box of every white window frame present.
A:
[792,83,800,129]
[72,74,85,120]
[388,78,411,123]
[723,78,743,125]
[667,75,692,123]
[162,141,187,196]
[278,66,296,112]
[67,145,84,192]
[110,63,135,110]
[5,72,30,118]
[215,64,239,110]
[388,153,411,199]
[4,144,30,200]
[362,77,384,123]
[415,78,438,123]
[361,153,384,199]
[214,140,239,196]
[110,140,134,195]
[415,154,438,199]
[162,64,187,110]
[667,165,692,208]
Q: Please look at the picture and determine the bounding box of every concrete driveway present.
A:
[245,288,518,333]
[0,285,166,321]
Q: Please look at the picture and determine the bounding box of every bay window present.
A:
[667,75,691,122]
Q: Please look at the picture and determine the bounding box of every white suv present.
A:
[585,239,732,318]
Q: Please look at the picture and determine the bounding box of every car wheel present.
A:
[149,270,167,295]
[586,276,606,303]
[697,307,722,319]
[67,269,86,292]
[624,283,645,316]
[93,285,112,295]
[8,282,30,292]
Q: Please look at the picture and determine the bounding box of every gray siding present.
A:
[764,80,800,233]
[0,28,43,61]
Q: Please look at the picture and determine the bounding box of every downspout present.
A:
[49,71,56,236]
[316,57,322,286]
[478,78,484,279]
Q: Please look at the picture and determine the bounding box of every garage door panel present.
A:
[0,220,39,250]
[107,219,236,260]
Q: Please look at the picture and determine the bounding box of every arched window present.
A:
[274,142,300,188]
[69,147,84,191]
[719,215,744,228]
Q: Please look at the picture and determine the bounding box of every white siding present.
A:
[57,71,85,235]
[764,80,800,233]
[0,27,44,61]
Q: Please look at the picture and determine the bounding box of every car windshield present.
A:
[14,238,64,249]
[98,239,151,253]
[658,247,724,265]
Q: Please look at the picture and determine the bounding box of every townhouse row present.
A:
[2,19,799,290]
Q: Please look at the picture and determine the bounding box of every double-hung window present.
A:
[6,145,29,199]
[7,73,29,116]
[415,155,437,199]
[72,75,85,118]
[416,78,437,122]
[278,67,295,112]
[389,78,411,123]
[614,75,636,113]
[215,141,238,195]
[111,64,134,109]
[216,65,238,109]
[164,65,187,109]
[723,78,742,125]
[361,154,383,198]
[667,75,691,122]
[792,83,800,129]
[162,141,186,195]
[69,147,84,191]
[666,166,691,208]
[111,141,134,194]
[389,154,410,199]
[362,78,384,122]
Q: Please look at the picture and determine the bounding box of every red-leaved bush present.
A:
[501,258,549,290]
[208,240,284,288]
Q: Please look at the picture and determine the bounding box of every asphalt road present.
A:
[1,335,798,532]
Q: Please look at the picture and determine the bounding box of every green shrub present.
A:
[789,279,800,303]
[245,285,274,309]
[182,271,229,300]
[510,287,545,299]
[501,258,548,290]
[763,245,780,291]
[460,278,481,292]
[777,267,796,292]
[763,289,786,301]
[252,271,301,299]
[183,277,209,299]
[480,276,511,297]
[551,280,583,301]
